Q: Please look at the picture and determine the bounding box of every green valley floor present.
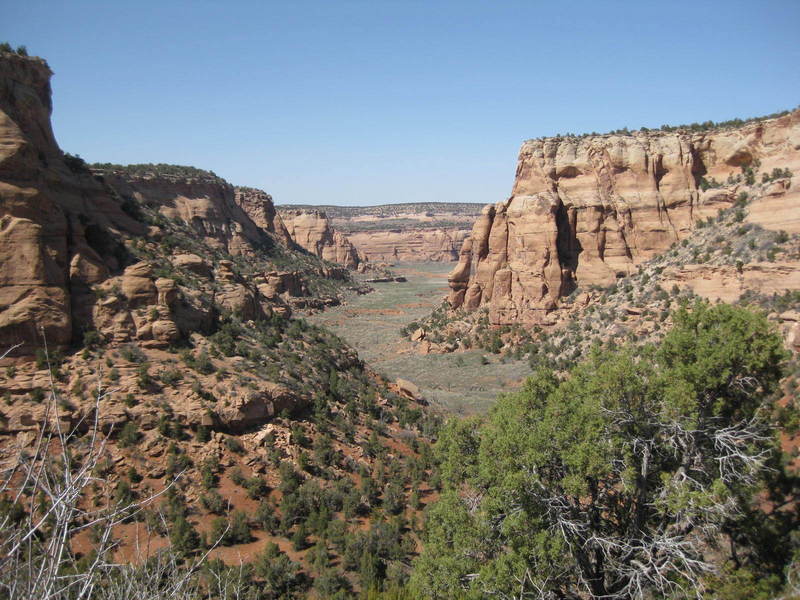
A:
[306,262,530,414]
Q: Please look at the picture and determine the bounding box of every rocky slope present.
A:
[0,47,397,364]
[417,194,800,359]
[448,109,800,325]
[90,167,300,259]
[0,51,363,362]
[0,50,438,593]
[279,210,362,269]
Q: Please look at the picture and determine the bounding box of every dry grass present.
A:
[307,263,530,415]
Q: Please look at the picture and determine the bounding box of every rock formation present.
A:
[94,169,290,258]
[449,110,800,325]
[346,227,469,262]
[0,53,144,357]
[661,261,800,304]
[0,52,357,359]
[233,186,294,247]
[278,203,481,263]
[280,210,362,268]
[0,51,436,584]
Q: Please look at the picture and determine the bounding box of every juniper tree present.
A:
[411,302,794,599]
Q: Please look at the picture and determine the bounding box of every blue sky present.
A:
[3,1,799,206]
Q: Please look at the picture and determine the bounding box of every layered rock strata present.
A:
[280,210,362,268]
[0,52,349,359]
[0,53,144,356]
[346,228,469,262]
[94,170,292,259]
[279,204,481,264]
[234,186,294,247]
[449,110,800,325]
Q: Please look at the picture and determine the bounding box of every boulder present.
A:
[155,278,177,306]
[214,383,298,432]
[151,319,180,344]
[172,253,211,277]
[121,262,157,306]
[396,378,421,400]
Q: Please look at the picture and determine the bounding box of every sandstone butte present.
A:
[279,209,362,269]
[448,109,800,325]
[0,53,348,360]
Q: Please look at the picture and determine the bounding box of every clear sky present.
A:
[3,1,799,206]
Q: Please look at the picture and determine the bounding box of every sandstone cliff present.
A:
[280,209,362,268]
[93,168,290,258]
[0,53,145,357]
[0,51,435,584]
[279,202,482,263]
[0,53,357,359]
[346,227,469,262]
[233,186,294,247]
[449,110,800,325]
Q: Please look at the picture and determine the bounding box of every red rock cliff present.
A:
[0,53,143,356]
[234,186,294,247]
[449,109,800,325]
[345,227,469,262]
[280,210,362,269]
[95,169,293,258]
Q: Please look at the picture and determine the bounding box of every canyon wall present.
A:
[0,52,351,359]
[234,186,294,247]
[279,210,362,269]
[0,53,145,356]
[449,109,800,325]
[93,170,294,258]
[346,227,470,262]
[278,203,482,263]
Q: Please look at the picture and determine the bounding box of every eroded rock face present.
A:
[96,171,282,258]
[233,186,294,247]
[214,382,297,432]
[451,110,800,325]
[0,53,143,357]
[91,261,186,347]
[214,260,263,321]
[346,228,469,262]
[661,262,800,304]
[280,210,361,268]
[317,204,481,263]
[257,271,307,299]
[171,253,211,277]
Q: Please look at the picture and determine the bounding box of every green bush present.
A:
[412,303,790,599]
[244,476,269,499]
[170,516,200,555]
[118,421,140,448]
[120,344,147,363]
[195,424,211,443]
[228,510,252,545]
[199,490,226,515]
[224,436,244,454]
[255,501,278,532]
[159,368,182,386]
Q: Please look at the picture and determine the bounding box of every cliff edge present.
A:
[449,110,800,325]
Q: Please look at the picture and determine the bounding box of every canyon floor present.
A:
[306,263,530,415]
